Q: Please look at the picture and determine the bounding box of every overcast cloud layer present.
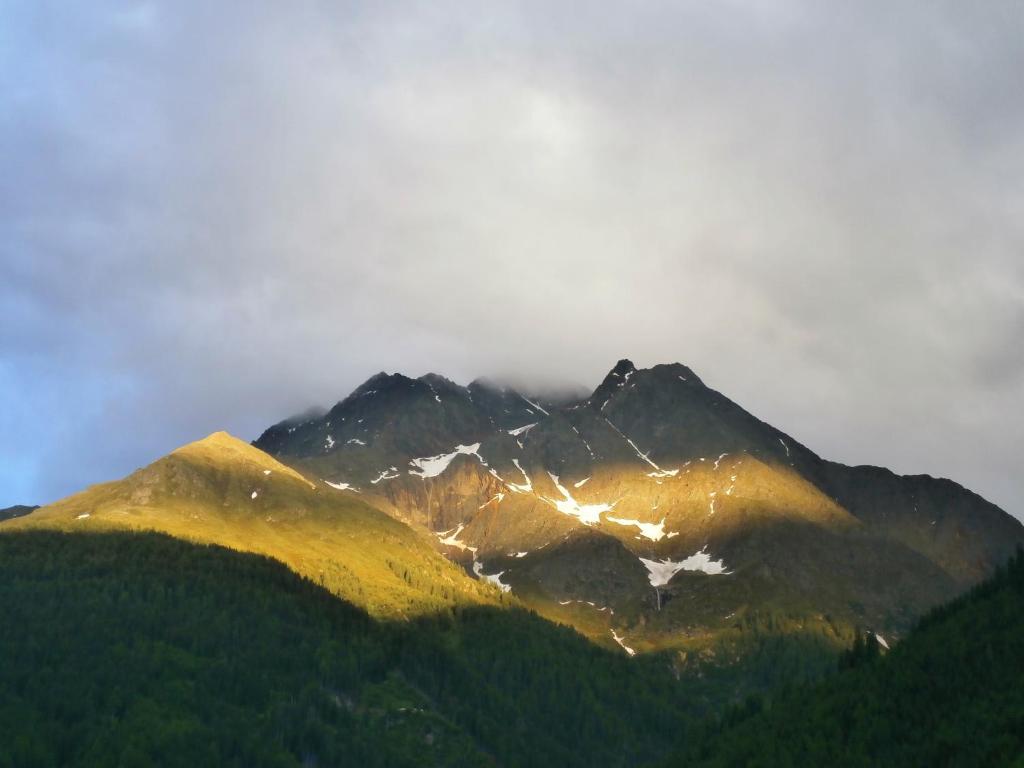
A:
[2,1,1022,518]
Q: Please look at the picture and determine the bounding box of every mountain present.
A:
[0,504,37,522]
[254,359,1024,658]
[3,358,1021,765]
[667,545,1024,767]
[4,432,497,618]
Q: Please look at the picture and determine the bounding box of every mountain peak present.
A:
[467,376,505,394]
[589,359,639,409]
[176,430,264,457]
[418,372,467,398]
[174,431,308,482]
[418,372,453,386]
[352,371,416,396]
[195,429,235,443]
[611,358,636,377]
[178,430,247,454]
[649,362,704,387]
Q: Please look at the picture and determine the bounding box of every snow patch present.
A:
[324,480,360,493]
[76,513,90,520]
[573,476,591,488]
[409,443,484,478]
[544,472,614,525]
[263,469,272,476]
[251,491,259,500]
[639,548,730,586]
[647,468,679,479]
[508,422,537,437]
[479,493,506,509]
[571,426,596,457]
[506,459,533,493]
[472,560,511,592]
[604,418,661,470]
[520,395,550,416]
[875,633,890,650]
[610,629,636,656]
[347,438,366,446]
[437,524,477,553]
[559,598,613,613]
[370,468,400,484]
[325,435,336,450]
[606,516,672,542]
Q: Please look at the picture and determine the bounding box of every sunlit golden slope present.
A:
[3,432,501,618]
[352,452,955,655]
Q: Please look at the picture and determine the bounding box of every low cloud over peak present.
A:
[1,1,1022,518]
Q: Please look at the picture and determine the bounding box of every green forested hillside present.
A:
[1,531,1021,767]
[0,530,700,768]
[669,547,1024,768]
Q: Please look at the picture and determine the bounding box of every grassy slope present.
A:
[3,432,497,618]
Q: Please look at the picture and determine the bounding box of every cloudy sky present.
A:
[2,1,1022,518]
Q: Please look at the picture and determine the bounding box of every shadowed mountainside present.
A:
[253,359,1023,658]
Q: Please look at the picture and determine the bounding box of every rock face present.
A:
[254,359,1024,655]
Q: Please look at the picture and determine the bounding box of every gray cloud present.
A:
[1,0,1022,518]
